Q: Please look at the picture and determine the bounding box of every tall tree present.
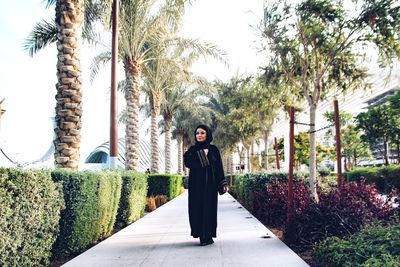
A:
[240,74,289,169]
[24,0,107,169]
[388,91,400,163]
[91,0,225,171]
[356,105,393,165]
[162,87,199,173]
[173,103,210,175]
[143,42,223,173]
[208,77,260,171]
[262,0,400,200]
[116,0,184,170]
[324,111,372,170]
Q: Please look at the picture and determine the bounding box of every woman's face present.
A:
[196,128,207,142]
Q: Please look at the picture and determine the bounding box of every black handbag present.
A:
[218,185,225,195]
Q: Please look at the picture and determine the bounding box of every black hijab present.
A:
[194,124,213,150]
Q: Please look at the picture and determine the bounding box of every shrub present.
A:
[238,171,308,211]
[146,196,157,212]
[97,171,122,239]
[155,195,169,208]
[319,173,338,192]
[147,174,183,200]
[51,170,121,258]
[314,223,400,267]
[253,180,313,228]
[346,165,400,193]
[250,179,395,250]
[0,168,64,266]
[318,165,331,177]
[232,174,245,203]
[115,171,147,228]
[289,182,395,249]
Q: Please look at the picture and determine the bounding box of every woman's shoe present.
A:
[200,237,214,246]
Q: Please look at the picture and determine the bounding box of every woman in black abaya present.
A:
[183,125,228,246]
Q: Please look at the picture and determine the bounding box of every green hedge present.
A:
[232,171,308,210]
[314,222,400,267]
[51,170,121,258]
[115,171,147,228]
[232,174,245,203]
[346,165,400,193]
[147,174,183,200]
[98,171,122,238]
[0,168,64,266]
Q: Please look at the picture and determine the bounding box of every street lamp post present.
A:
[287,106,295,232]
[109,0,119,168]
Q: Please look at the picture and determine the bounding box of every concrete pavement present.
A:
[63,191,309,267]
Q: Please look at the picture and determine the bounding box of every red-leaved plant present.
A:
[252,180,395,250]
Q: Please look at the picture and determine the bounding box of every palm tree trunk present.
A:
[177,130,184,175]
[53,0,84,169]
[309,104,319,202]
[150,107,160,173]
[150,92,162,173]
[124,59,141,170]
[163,111,172,173]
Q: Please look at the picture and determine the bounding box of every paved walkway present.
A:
[63,191,309,267]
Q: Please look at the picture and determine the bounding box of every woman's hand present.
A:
[223,185,229,193]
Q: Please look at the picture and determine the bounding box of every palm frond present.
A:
[118,107,127,124]
[23,20,57,56]
[45,0,56,8]
[165,37,229,67]
[90,51,112,83]
[117,80,127,93]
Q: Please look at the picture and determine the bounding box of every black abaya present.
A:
[184,144,227,239]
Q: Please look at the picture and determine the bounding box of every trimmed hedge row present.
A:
[0,169,183,265]
[147,174,183,200]
[346,165,400,193]
[51,170,122,258]
[0,168,64,266]
[115,171,147,228]
[231,171,308,211]
[0,168,151,265]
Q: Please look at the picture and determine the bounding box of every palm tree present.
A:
[24,0,105,169]
[95,0,187,170]
[172,101,211,175]
[162,86,202,173]
[91,0,225,171]
[150,44,216,174]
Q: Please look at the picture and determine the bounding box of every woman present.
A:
[184,125,228,246]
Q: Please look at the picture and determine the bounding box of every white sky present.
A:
[0,0,265,167]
